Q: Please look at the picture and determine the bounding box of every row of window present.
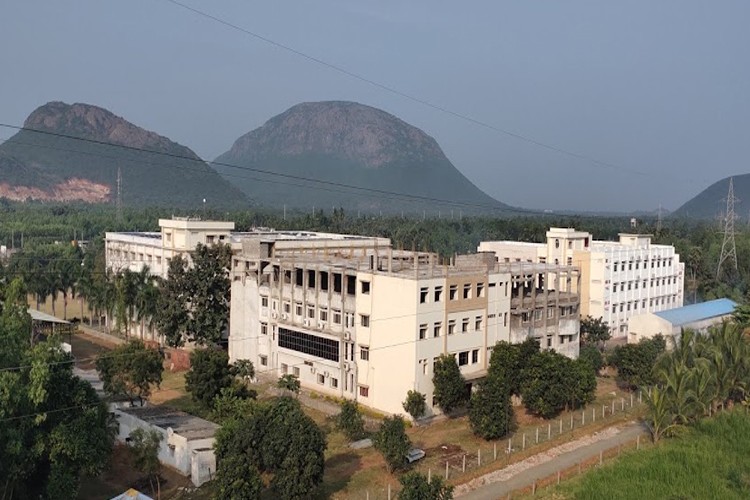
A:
[610,295,679,313]
[520,305,577,323]
[109,249,168,266]
[417,350,481,375]
[261,296,363,328]
[419,282,488,304]
[612,258,674,272]
[611,277,679,292]
[417,316,484,339]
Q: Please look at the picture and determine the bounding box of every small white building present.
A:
[113,405,218,487]
[627,298,737,344]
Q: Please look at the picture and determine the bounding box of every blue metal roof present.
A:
[654,298,737,327]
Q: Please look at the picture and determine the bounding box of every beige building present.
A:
[105,218,235,279]
[479,228,684,338]
[229,232,580,417]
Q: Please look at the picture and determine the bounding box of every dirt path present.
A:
[456,422,647,499]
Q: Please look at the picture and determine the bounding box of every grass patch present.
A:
[538,409,750,499]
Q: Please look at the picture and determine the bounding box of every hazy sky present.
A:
[1,1,748,212]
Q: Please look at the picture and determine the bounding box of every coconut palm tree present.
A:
[644,386,681,443]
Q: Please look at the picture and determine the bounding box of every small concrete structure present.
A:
[627,298,737,344]
[113,405,218,486]
[110,489,153,500]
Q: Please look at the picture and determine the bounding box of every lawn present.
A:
[535,409,750,500]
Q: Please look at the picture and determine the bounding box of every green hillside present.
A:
[673,175,750,219]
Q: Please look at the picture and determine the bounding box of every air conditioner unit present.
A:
[343,361,352,372]
[271,311,278,319]
[344,331,352,341]
[318,321,326,329]
[324,371,330,378]
[303,319,311,327]
[310,367,316,374]
[281,312,288,320]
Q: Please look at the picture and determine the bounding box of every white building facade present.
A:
[229,232,580,417]
[479,228,684,338]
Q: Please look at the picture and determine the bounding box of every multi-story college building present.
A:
[479,228,684,339]
[228,231,581,417]
[105,218,236,279]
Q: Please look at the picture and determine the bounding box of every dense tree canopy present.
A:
[399,471,454,499]
[610,335,667,389]
[374,415,411,473]
[185,348,233,408]
[95,340,163,405]
[0,278,116,499]
[432,354,468,413]
[402,390,427,420]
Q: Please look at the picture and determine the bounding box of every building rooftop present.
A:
[119,405,219,441]
[654,298,737,327]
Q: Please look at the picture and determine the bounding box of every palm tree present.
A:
[133,267,159,340]
[644,386,681,443]
[690,360,717,418]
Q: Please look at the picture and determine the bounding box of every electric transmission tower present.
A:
[717,177,739,278]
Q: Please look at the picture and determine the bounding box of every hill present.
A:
[213,101,510,214]
[673,175,750,219]
[0,102,249,208]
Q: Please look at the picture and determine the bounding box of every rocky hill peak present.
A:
[227,101,444,168]
[24,101,180,154]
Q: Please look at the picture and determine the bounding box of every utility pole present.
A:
[717,177,739,279]
[656,204,663,233]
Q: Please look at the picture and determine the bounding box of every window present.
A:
[547,308,554,319]
[433,322,442,338]
[307,306,315,319]
[567,257,572,266]
[330,377,338,389]
[319,309,328,322]
[533,309,542,321]
[419,287,429,303]
[295,302,303,316]
[333,310,342,325]
[206,235,215,244]
[555,238,560,249]
[361,280,371,295]
[317,374,325,385]
[627,282,632,291]
[434,286,443,302]
[628,262,633,271]
[568,240,573,250]
[307,270,316,289]
[458,351,469,366]
[449,285,458,300]
[345,313,355,328]
[261,323,268,335]
[462,318,469,333]
[448,320,456,335]
[360,347,369,361]
[522,312,530,323]
[475,316,482,331]
[359,386,369,398]
[472,349,479,364]
[419,324,428,340]
[347,275,356,295]
[284,301,291,314]
[281,363,288,374]
[261,296,269,307]
[463,284,472,299]
[476,283,485,298]
[360,314,370,328]
[613,283,618,292]
[260,355,268,366]
[293,366,300,377]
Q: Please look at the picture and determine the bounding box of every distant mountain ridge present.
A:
[0,102,249,208]
[213,101,509,213]
[673,175,750,219]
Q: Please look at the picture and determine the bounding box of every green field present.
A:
[544,409,750,500]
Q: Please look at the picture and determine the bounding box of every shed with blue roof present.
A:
[627,298,737,344]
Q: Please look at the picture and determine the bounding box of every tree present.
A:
[0,278,116,499]
[215,454,263,500]
[402,390,427,420]
[488,339,539,396]
[469,374,515,440]
[155,256,191,346]
[95,340,163,406]
[211,386,258,423]
[185,348,233,408]
[432,354,468,413]
[277,374,301,395]
[399,471,454,500]
[374,415,411,473]
[520,350,596,418]
[580,316,611,348]
[337,400,366,441]
[214,397,326,499]
[128,428,163,498]
[610,335,666,389]
[579,344,604,373]
[232,359,255,381]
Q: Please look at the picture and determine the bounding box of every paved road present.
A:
[459,423,647,499]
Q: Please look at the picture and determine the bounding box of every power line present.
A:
[161,0,651,179]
